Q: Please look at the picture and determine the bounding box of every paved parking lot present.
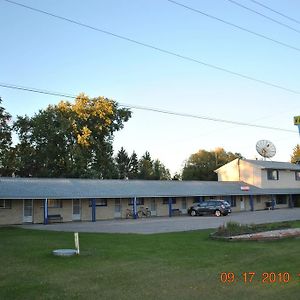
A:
[20,208,300,234]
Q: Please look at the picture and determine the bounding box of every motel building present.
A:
[0,159,300,225]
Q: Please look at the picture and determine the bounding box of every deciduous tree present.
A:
[13,94,131,178]
[0,97,14,176]
[291,144,300,164]
[182,148,243,181]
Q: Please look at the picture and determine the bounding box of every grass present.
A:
[1,222,300,300]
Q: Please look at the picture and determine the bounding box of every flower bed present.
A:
[210,221,300,241]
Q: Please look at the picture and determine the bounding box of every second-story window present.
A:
[295,171,300,181]
[267,169,279,180]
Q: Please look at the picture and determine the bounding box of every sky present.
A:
[1,0,300,175]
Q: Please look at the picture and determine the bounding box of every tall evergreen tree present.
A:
[138,151,153,179]
[128,151,139,179]
[137,151,171,180]
[152,159,171,180]
[115,147,130,179]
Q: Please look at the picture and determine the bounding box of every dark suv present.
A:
[187,200,231,217]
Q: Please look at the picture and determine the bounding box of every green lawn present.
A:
[1,222,300,300]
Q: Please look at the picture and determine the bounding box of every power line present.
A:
[2,0,300,95]
[226,0,300,34]
[167,0,300,51]
[0,82,297,134]
[0,82,75,99]
[249,0,300,25]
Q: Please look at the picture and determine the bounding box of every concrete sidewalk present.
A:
[20,208,300,234]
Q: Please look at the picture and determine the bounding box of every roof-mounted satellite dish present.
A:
[256,140,276,159]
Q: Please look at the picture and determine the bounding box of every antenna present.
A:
[256,140,276,159]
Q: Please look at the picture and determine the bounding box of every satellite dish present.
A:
[256,140,276,159]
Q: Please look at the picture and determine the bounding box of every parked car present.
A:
[187,200,231,217]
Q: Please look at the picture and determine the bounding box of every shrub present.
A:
[213,221,292,237]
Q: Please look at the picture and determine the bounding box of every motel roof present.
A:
[0,177,299,199]
[243,159,300,171]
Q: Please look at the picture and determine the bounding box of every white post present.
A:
[74,232,80,255]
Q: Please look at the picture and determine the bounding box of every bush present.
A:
[213,221,292,237]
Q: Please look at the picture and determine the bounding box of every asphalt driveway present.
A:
[19,208,300,234]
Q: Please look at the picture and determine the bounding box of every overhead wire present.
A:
[226,0,300,34]
[249,0,300,25]
[166,0,300,50]
[0,82,297,134]
[2,0,300,95]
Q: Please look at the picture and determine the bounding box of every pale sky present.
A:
[1,0,299,175]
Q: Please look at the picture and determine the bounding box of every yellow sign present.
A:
[294,116,300,125]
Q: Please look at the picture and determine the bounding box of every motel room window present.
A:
[89,199,107,207]
[267,169,279,180]
[256,195,261,204]
[115,199,121,213]
[276,195,287,205]
[128,198,144,206]
[48,199,63,208]
[193,197,201,203]
[228,197,236,207]
[162,198,176,205]
[295,171,300,181]
[0,199,12,209]
[150,199,156,211]
[181,198,187,209]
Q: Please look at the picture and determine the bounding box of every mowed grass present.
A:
[1,222,300,300]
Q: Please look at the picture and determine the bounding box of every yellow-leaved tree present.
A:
[13,94,131,178]
[291,144,300,164]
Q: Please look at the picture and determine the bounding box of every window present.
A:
[193,196,203,203]
[228,197,236,207]
[162,198,176,205]
[150,199,156,211]
[276,195,287,205]
[0,199,12,209]
[207,201,216,206]
[256,195,261,203]
[128,198,144,206]
[181,198,187,209]
[295,171,300,181]
[267,169,279,180]
[89,199,107,207]
[115,199,121,213]
[48,199,63,208]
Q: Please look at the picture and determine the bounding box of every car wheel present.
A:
[215,210,221,217]
[190,210,197,216]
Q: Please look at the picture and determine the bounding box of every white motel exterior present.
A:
[0,159,300,225]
